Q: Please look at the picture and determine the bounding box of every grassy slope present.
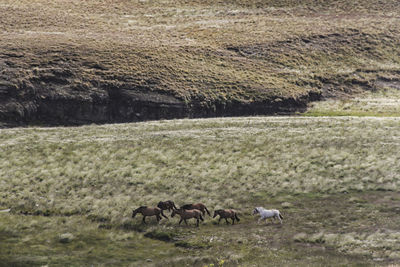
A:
[1,116,400,265]
[0,0,400,124]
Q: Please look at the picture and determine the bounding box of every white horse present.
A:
[253,207,283,224]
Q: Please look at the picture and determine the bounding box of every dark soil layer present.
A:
[0,0,399,126]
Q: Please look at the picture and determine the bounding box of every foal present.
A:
[213,209,240,225]
[181,203,211,216]
[132,206,168,224]
[171,208,204,227]
[253,207,283,224]
[157,200,178,212]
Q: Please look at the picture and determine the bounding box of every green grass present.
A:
[1,116,400,265]
[0,214,184,266]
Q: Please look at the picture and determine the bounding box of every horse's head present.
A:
[170,201,178,210]
[252,207,260,215]
[132,206,146,218]
[157,201,163,209]
[172,208,184,217]
[132,208,138,218]
[213,210,221,218]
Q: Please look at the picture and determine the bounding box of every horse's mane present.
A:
[181,204,192,209]
[138,206,147,209]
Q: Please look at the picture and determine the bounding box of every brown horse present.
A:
[132,206,168,224]
[181,203,210,216]
[171,208,204,227]
[213,209,240,225]
[157,200,178,212]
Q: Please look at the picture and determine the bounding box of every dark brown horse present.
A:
[132,206,168,224]
[157,200,178,212]
[213,209,240,225]
[181,203,210,216]
[171,208,204,227]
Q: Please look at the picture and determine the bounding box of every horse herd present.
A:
[131,200,283,227]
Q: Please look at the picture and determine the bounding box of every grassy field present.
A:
[1,115,400,266]
[1,0,400,265]
[1,0,400,124]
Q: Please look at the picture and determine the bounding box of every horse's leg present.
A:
[179,219,183,225]
[160,210,168,219]
[196,218,199,227]
[218,217,222,224]
[156,214,161,222]
[184,219,188,226]
[232,217,235,225]
[142,216,146,224]
[258,217,263,224]
[225,218,229,225]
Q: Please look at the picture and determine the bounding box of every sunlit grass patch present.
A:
[305,87,400,117]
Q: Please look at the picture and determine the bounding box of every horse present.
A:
[180,203,211,216]
[253,207,283,224]
[132,206,168,224]
[171,208,204,227]
[213,209,240,225]
[157,200,178,212]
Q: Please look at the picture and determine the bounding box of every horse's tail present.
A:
[279,212,283,220]
[235,213,240,222]
[160,209,168,219]
[204,206,211,216]
[199,214,204,221]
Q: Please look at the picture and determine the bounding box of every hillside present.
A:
[1,0,399,126]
